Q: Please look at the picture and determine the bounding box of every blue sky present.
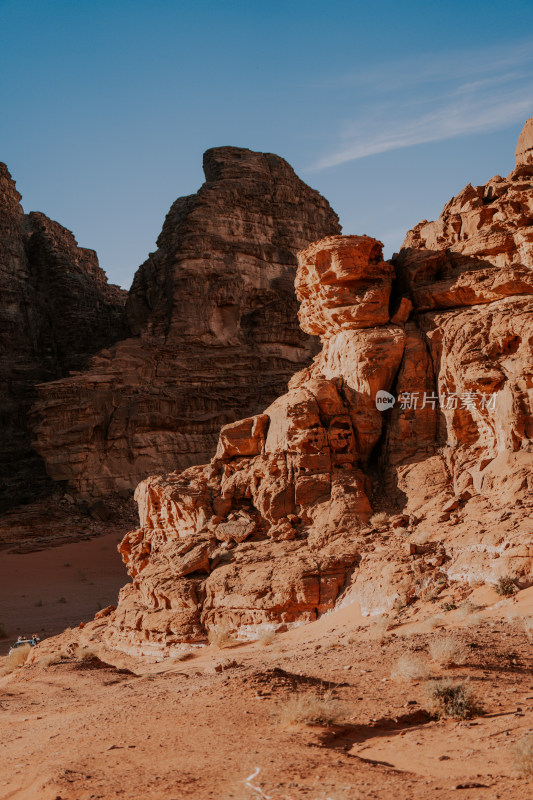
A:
[2,0,533,288]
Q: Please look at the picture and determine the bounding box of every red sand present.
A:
[0,532,127,655]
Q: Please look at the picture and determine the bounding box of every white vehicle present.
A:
[8,635,40,656]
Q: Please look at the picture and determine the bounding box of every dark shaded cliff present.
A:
[0,164,127,510]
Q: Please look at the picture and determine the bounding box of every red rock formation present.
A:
[101,121,533,658]
[386,119,533,586]
[32,147,340,497]
[390,119,533,514]
[0,164,127,511]
[102,235,407,655]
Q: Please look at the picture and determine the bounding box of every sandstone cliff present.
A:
[0,164,127,511]
[101,122,533,659]
[32,147,340,497]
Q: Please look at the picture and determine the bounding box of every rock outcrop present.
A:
[102,234,408,655]
[32,147,340,497]
[391,119,533,515]
[101,121,533,659]
[0,164,126,511]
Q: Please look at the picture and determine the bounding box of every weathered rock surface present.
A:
[32,147,340,497]
[102,235,408,655]
[101,122,533,658]
[0,164,126,511]
[390,118,533,517]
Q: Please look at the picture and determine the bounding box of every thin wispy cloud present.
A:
[313,39,533,93]
[311,41,533,170]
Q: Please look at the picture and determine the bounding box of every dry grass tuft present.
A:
[414,530,432,545]
[457,600,478,618]
[393,527,409,537]
[428,634,468,667]
[40,650,70,667]
[207,622,237,649]
[456,600,483,626]
[369,614,391,644]
[370,512,389,528]
[256,629,276,647]
[425,679,480,719]
[0,643,32,677]
[391,651,430,682]
[494,575,517,596]
[274,691,345,727]
[512,733,533,777]
[74,646,98,662]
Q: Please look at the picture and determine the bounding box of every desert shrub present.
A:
[425,679,480,719]
[391,652,430,682]
[257,629,276,647]
[57,596,67,604]
[442,602,457,612]
[494,575,517,596]
[74,646,98,661]
[512,733,533,777]
[0,623,7,640]
[0,643,32,676]
[275,691,345,726]
[428,635,467,667]
[370,512,389,528]
[207,622,236,648]
[457,600,482,625]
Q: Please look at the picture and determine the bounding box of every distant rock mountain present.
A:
[0,164,127,511]
[31,147,341,497]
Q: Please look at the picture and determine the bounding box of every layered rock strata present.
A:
[0,164,126,510]
[32,147,340,497]
[102,121,533,658]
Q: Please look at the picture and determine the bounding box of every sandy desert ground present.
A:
[1,550,533,800]
[0,532,128,656]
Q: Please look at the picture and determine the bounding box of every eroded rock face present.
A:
[32,147,340,497]
[102,236,408,655]
[390,118,533,520]
[0,164,126,510]
[102,122,533,658]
